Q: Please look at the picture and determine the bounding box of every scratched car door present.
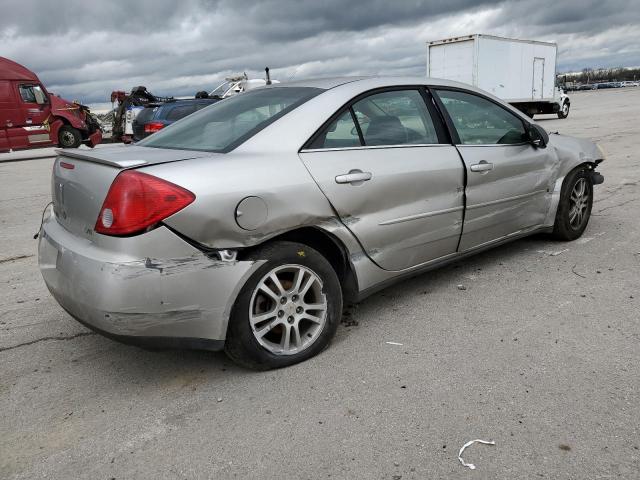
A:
[299,88,465,271]
[433,88,557,251]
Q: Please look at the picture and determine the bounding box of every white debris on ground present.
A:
[458,439,496,470]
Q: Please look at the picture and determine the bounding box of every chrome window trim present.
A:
[455,142,532,147]
[300,143,451,153]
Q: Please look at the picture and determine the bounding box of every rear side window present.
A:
[352,90,439,146]
[435,90,527,145]
[163,104,199,121]
[308,88,442,149]
[139,87,322,153]
[309,110,360,149]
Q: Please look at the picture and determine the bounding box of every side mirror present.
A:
[528,123,549,148]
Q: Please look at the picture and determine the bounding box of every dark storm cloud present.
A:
[210,0,502,41]
[1,0,638,105]
[0,0,196,35]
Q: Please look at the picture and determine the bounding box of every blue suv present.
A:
[132,98,219,141]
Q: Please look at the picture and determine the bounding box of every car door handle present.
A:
[335,170,372,185]
[470,161,494,172]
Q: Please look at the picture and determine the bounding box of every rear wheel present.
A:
[552,168,593,240]
[225,241,342,370]
[58,125,82,148]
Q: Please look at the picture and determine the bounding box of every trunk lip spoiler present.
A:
[54,148,211,168]
[54,149,148,168]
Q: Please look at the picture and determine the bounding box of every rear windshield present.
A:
[138,87,322,153]
[135,107,157,124]
[161,104,199,121]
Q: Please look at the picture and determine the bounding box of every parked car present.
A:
[0,56,101,152]
[38,77,605,369]
[132,98,219,141]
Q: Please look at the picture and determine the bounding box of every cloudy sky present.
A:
[2,0,639,107]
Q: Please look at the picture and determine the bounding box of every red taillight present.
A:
[144,122,164,133]
[95,171,195,236]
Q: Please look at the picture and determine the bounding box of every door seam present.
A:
[454,145,468,253]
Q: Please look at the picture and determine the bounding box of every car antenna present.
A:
[265,67,272,85]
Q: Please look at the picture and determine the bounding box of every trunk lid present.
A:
[52,146,212,239]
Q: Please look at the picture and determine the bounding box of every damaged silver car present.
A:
[38,77,604,369]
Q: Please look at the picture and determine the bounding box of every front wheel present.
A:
[225,241,342,370]
[552,168,593,240]
[557,101,570,119]
[58,125,82,148]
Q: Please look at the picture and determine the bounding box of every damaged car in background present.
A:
[37,76,604,369]
[0,56,102,151]
[110,69,277,143]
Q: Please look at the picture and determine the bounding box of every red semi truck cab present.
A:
[0,56,102,152]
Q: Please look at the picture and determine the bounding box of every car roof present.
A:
[141,98,218,109]
[275,77,368,90]
[272,75,479,91]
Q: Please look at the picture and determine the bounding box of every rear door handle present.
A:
[470,161,494,172]
[335,170,372,185]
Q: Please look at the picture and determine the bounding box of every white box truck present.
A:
[426,34,571,119]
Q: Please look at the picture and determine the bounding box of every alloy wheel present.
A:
[569,178,589,229]
[249,264,327,355]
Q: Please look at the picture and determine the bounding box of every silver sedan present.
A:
[38,77,605,369]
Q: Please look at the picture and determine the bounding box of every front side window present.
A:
[19,84,47,104]
[139,87,322,153]
[435,90,527,145]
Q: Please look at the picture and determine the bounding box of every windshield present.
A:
[139,87,322,153]
[209,81,233,97]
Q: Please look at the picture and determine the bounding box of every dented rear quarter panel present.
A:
[146,150,342,248]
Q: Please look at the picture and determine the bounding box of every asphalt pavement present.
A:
[1,87,639,479]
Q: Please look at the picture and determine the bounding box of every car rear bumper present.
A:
[38,209,262,349]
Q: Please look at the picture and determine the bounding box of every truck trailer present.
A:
[426,34,570,119]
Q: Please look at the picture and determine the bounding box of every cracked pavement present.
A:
[1,88,639,479]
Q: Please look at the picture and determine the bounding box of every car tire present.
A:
[557,101,570,119]
[552,167,593,241]
[224,241,342,370]
[58,125,82,148]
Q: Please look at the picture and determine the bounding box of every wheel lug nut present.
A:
[296,307,303,314]
[287,316,294,323]
[278,310,284,317]
[292,295,298,301]
[280,297,287,304]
